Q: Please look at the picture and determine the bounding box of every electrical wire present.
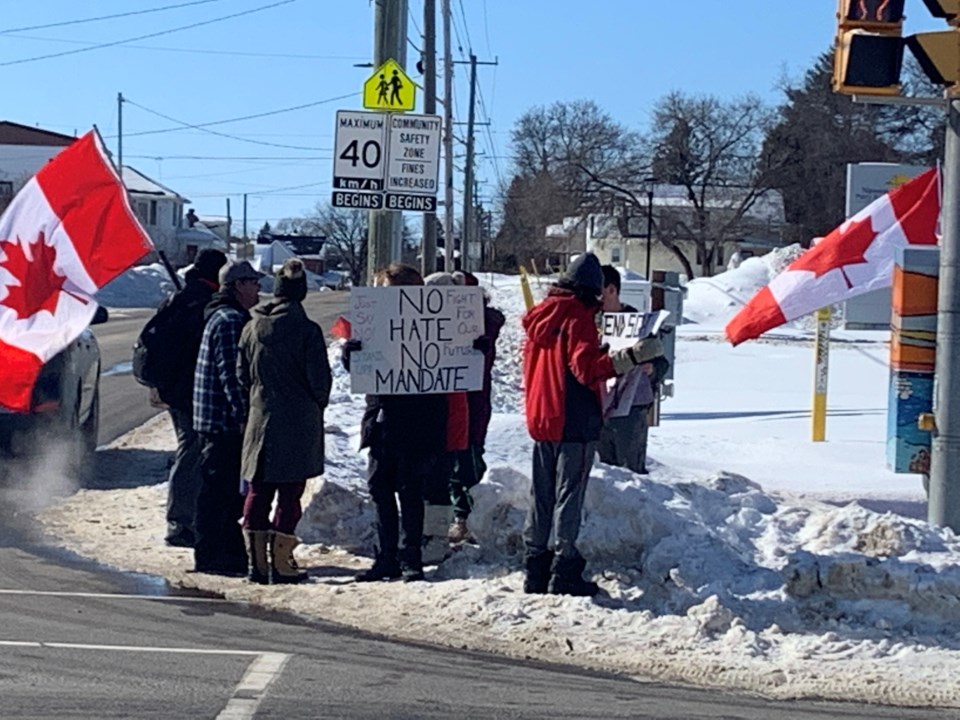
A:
[0,0,298,67]
[122,99,334,151]
[126,154,329,161]
[4,33,367,62]
[123,92,356,138]
[0,0,226,34]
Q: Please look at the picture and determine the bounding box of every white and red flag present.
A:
[0,131,153,411]
[725,168,940,346]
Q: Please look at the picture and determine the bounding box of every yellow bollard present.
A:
[519,266,535,311]
[812,306,831,442]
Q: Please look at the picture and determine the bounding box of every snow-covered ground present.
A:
[33,259,960,708]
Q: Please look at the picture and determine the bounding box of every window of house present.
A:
[172,203,180,228]
[135,201,149,225]
[149,200,158,226]
[610,245,622,264]
[0,181,12,199]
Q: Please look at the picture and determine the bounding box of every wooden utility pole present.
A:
[366,0,408,282]
[420,0,438,276]
[441,0,455,270]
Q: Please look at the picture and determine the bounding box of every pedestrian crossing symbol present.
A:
[363,59,416,112]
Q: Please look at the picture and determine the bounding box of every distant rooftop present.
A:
[121,166,189,202]
[0,121,75,147]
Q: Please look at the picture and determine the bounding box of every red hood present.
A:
[523,290,584,349]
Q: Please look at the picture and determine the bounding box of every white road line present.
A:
[216,652,290,720]
[0,589,234,604]
[0,640,292,718]
[0,640,260,655]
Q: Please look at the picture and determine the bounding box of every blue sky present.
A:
[0,1,939,233]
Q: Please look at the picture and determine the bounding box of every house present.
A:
[123,166,224,267]
[0,121,75,213]
[547,185,786,278]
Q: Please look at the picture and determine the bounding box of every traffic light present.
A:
[833,0,906,96]
[907,31,960,86]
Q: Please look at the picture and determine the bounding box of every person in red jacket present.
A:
[522,252,663,596]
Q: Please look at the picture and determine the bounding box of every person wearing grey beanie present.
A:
[236,257,331,584]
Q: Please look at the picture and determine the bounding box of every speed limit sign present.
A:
[333,110,387,193]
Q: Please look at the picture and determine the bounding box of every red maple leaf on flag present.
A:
[0,233,67,320]
[789,216,878,289]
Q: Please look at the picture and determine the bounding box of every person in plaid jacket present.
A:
[192,260,262,575]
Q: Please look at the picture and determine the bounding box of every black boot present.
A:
[548,554,599,597]
[523,550,554,594]
[399,546,424,582]
[356,554,402,582]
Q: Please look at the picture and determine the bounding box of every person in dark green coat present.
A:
[238,258,332,584]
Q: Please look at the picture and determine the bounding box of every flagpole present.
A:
[812,306,830,442]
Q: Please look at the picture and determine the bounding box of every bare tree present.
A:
[496,100,641,270]
[277,203,368,286]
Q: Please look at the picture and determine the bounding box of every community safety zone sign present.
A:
[332,110,441,212]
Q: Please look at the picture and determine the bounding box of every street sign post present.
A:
[385,113,441,212]
[332,110,441,214]
[363,58,417,112]
[333,110,387,193]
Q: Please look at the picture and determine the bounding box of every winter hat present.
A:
[424,271,462,286]
[194,248,227,284]
[274,258,307,301]
[563,252,603,295]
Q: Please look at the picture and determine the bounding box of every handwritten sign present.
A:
[349,286,485,394]
[601,310,670,350]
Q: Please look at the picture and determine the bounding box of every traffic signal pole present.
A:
[929,96,960,531]
[367,0,407,282]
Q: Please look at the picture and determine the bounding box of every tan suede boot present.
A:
[270,532,308,584]
[244,530,270,585]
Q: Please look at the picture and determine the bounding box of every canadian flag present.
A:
[725,168,940,346]
[0,131,153,411]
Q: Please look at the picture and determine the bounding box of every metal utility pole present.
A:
[441,0,455,271]
[366,0,408,282]
[462,54,478,272]
[929,97,960,531]
[117,92,124,175]
[421,0,438,276]
[243,193,248,241]
[226,198,232,250]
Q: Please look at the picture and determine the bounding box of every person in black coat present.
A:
[155,249,226,547]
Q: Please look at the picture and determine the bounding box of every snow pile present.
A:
[96,263,175,309]
[682,244,804,328]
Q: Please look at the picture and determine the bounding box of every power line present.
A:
[456,0,474,52]
[0,0,298,67]
[5,33,367,62]
[0,0,226,34]
[122,99,328,151]
[127,154,329,161]
[122,92,356,137]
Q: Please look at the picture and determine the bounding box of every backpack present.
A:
[132,297,188,388]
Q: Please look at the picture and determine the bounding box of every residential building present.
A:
[546,184,786,278]
[123,166,224,267]
[0,121,75,213]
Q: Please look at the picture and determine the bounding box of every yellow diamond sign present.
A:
[363,59,416,112]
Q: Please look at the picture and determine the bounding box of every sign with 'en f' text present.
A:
[348,286,485,394]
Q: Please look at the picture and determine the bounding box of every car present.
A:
[0,306,108,457]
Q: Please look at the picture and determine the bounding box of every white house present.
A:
[122,166,224,267]
[0,121,75,212]
[547,185,787,278]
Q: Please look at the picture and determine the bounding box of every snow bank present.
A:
[96,263,174,309]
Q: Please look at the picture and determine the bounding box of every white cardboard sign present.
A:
[349,286,485,394]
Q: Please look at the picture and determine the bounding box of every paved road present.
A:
[94,292,352,445]
[1,291,956,717]
[0,527,954,719]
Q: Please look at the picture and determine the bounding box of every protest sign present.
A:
[349,286,485,394]
[601,310,670,350]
